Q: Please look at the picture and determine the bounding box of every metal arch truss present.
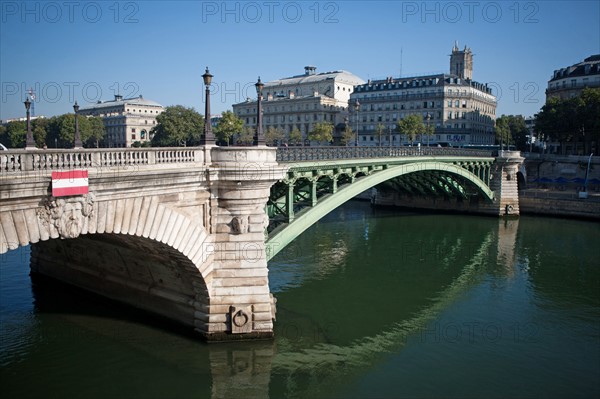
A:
[265,156,495,261]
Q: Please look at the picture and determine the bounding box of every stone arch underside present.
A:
[0,197,214,331]
[266,162,494,260]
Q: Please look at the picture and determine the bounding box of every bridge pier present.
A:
[202,147,287,340]
[484,151,525,216]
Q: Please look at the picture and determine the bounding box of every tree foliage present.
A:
[396,114,424,145]
[535,88,600,154]
[215,111,243,145]
[151,105,204,147]
[5,120,26,148]
[341,124,354,146]
[375,123,386,146]
[0,114,105,149]
[289,127,302,145]
[265,126,285,146]
[495,115,529,150]
[308,122,334,144]
[236,126,255,146]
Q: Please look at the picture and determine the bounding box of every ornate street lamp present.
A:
[73,101,82,149]
[24,97,36,149]
[426,113,431,147]
[254,76,265,146]
[201,67,215,145]
[354,99,360,147]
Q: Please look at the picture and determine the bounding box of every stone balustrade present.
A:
[0,147,204,175]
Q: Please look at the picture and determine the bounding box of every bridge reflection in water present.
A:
[0,204,518,398]
[2,202,598,398]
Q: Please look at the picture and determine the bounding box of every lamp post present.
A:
[24,97,36,149]
[201,67,215,145]
[73,101,82,149]
[254,76,265,146]
[354,99,360,147]
[426,113,431,147]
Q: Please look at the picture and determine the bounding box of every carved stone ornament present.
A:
[230,215,248,234]
[37,193,95,239]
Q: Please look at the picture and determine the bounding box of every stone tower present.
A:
[450,41,473,80]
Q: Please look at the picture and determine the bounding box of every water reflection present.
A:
[1,202,598,399]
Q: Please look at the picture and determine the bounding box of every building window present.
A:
[131,128,136,133]
[132,134,136,140]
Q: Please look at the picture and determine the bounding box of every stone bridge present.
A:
[0,145,523,340]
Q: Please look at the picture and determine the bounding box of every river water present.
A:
[1,201,599,398]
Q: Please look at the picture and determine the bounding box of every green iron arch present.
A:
[266,161,494,260]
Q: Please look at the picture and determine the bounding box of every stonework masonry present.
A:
[0,146,286,341]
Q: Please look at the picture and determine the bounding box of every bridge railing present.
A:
[276,146,494,162]
[0,147,204,174]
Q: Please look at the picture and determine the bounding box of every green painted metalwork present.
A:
[266,157,495,260]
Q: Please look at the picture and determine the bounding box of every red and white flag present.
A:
[52,170,89,197]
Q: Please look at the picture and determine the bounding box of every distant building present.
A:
[232,66,365,143]
[211,114,222,128]
[1,115,46,125]
[349,43,497,147]
[546,54,600,101]
[78,95,164,147]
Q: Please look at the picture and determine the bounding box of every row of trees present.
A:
[147,106,340,147]
[147,106,440,148]
[534,88,600,154]
[494,88,600,154]
[0,114,105,149]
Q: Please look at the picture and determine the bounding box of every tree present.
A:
[308,122,334,144]
[495,115,529,151]
[375,123,385,147]
[265,126,285,146]
[424,119,435,146]
[577,88,600,154]
[5,121,26,148]
[215,111,243,145]
[82,116,106,148]
[341,124,354,146]
[396,114,423,145]
[236,126,255,146]
[289,127,302,146]
[151,105,204,147]
[0,125,8,148]
[536,96,579,154]
[43,114,105,148]
[32,118,49,147]
[495,116,512,150]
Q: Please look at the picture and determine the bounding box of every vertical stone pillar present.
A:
[203,147,287,341]
[486,151,524,216]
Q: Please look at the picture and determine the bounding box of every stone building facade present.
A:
[546,54,600,101]
[233,66,364,143]
[349,43,497,147]
[78,95,164,147]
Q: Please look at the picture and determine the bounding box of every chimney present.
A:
[115,94,123,101]
[304,66,316,76]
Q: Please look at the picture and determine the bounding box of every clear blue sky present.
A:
[1,0,598,121]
